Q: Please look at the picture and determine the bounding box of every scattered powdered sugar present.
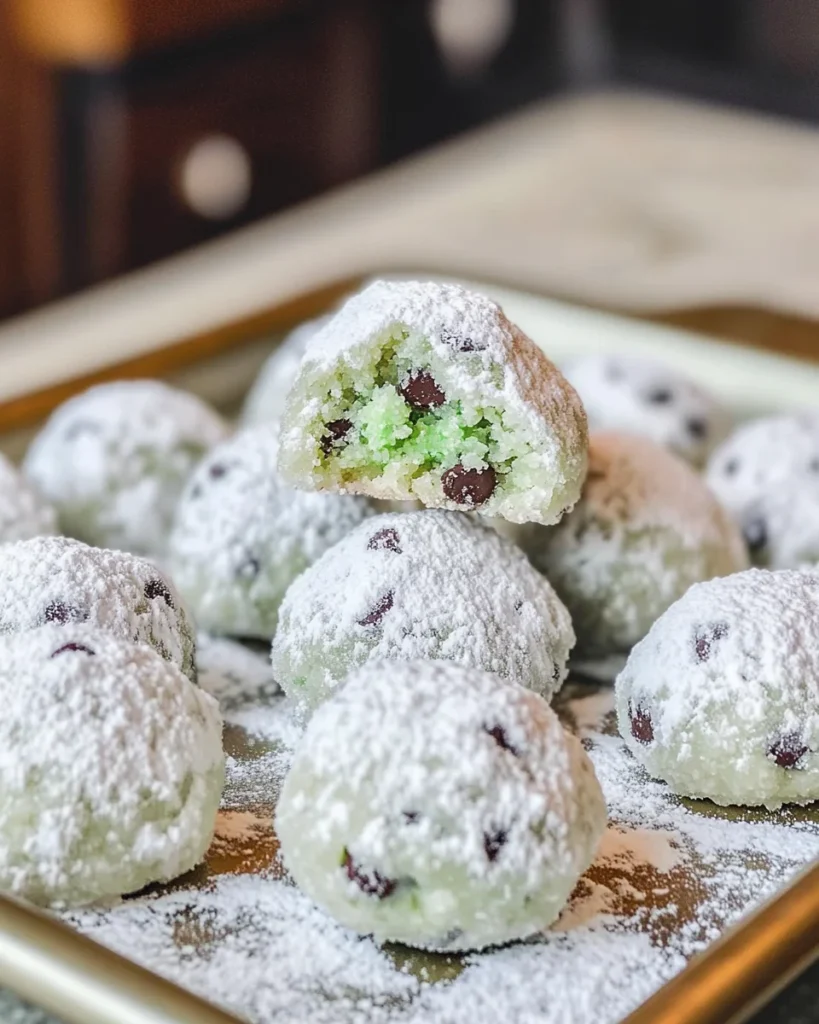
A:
[197,632,280,707]
[0,452,57,543]
[29,675,817,1024]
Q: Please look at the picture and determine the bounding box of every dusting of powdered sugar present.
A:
[615,569,819,808]
[518,432,748,662]
[0,452,58,542]
[278,279,588,525]
[23,379,229,556]
[197,632,280,707]
[26,669,816,1024]
[563,354,729,467]
[169,425,372,638]
[275,660,606,951]
[0,536,197,682]
[707,414,819,569]
[0,626,224,906]
[271,509,575,717]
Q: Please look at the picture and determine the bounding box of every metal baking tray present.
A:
[0,277,818,1024]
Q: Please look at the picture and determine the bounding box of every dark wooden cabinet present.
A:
[2,0,383,307]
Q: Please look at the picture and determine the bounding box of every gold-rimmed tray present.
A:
[0,278,818,1024]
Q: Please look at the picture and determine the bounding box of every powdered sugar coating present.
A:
[616,569,819,808]
[24,380,230,557]
[278,280,588,525]
[0,536,197,682]
[241,316,331,426]
[0,625,224,905]
[271,510,575,719]
[564,355,729,467]
[276,659,606,950]
[519,433,748,662]
[169,425,372,639]
[0,452,58,542]
[706,414,819,568]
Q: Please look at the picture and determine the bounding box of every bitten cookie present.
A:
[564,354,728,467]
[519,433,748,666]
[169,425,372,638]
[24,380,229,556]
[271,509,574,719]
[0,536,197,682]
[277,280,588,525]
[0,626,224,905]
[706,414,819,568]
[276,659,606,950]
[616,569,819,808]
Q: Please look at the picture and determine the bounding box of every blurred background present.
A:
[2,0,819,321]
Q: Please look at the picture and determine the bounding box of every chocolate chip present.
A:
[686,417,707,440]
[342,850,396,899]
[402,811,420,824]
[208,463,228,479]
[629,703,654,744]
[441,464,496,507]
[50,643,95,658]
[236,556,261,581]
[743,516,768,556]
[646,387,673,405]
[724,458,740,476]
[694,622,729,663]
[367,528,401,553]
[441,329,483,353]
[398,370,445,409]
[357,591,393,627]
[321,418,353,455]
[484,829,508,862]
[484,724,518,756]
[43,602,87,626]
[145,578,174,607]
[768,733,810,769]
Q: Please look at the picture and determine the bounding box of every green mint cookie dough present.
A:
[277,280,588,526]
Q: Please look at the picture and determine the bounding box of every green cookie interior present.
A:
[300,327,543,498]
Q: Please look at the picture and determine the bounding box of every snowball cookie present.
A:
[0,625,224,905]
[168,425,372,639]
[0,536,197,682]
[277,659,606,951]
[518,433,748,664]
[616,569,819,809]
[706,414,819,568]
[271,510,575,719]
[0,451,58,542]
[563,354,729,467]
[278,280,588,526]
[241,315,331,426]
[24,380,230,556]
